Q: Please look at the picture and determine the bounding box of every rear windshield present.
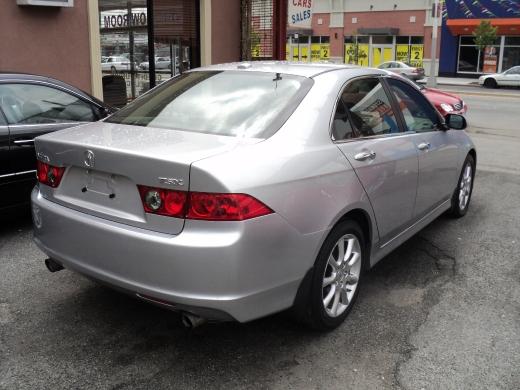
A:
[106,71,312,138]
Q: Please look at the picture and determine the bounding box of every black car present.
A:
[0,73,114,210]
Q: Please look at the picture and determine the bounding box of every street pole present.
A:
[427,0,439,88]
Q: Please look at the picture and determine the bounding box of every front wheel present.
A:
[298,221,365,331]
[449,154,475,218]
[483,78,497,88]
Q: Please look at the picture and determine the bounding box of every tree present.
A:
[472,20,497,51]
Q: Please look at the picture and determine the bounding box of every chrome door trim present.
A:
[8,122,81,129]
[0,169,36,179]
[379,198,450,249]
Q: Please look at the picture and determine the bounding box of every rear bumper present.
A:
[31,188,323,322]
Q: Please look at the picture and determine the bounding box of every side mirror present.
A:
[445,114,467,130]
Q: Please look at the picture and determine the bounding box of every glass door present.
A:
[372,45,394,67]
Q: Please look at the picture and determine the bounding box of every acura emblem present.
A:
[84,150,95,168]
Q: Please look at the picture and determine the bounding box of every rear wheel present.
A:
[484,78,497,88]
[449,154,475,218]
[298,221,365,331]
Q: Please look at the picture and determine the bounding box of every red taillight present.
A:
[137,186,273,221]
[138,185,187,218]
[36,161,65,188]
[187,192,272,221]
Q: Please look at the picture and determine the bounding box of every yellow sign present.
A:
[310,43,330,62]
[320,44,330,60]
[345,44,369,66]
[311,44,321,62]
[409,44,424,67]
[285,44,290,60]
[252,44,261,58]
[292,46,299,61]
[300,46,309,62]
[396,44,410,63]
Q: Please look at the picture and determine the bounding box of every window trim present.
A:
[0,81,102,125]
[329,74,411,143]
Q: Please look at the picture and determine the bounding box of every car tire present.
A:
[449,154,475,218]
[295,220,365,331]
[483,78,497,89]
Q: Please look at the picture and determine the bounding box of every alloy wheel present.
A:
[459,163,473,210]
[322,234,362,318]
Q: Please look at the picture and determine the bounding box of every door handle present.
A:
[354,151,376,161]
[13,139,34,145]
[417,142,431,151]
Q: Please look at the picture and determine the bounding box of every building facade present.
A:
[440,0,520,76]
[0,0,242,100]
[286,0,441,74]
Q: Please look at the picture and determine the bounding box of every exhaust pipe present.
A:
[45,258,64,273]
[181,312,206,329]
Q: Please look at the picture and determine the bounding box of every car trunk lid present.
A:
[34,122,259,234]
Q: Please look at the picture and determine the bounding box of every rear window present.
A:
[105,71,312,138]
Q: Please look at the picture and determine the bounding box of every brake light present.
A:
[138,185,187,218]
[137,186,273,221]
[36,161,65,188]
[187,192,272,221]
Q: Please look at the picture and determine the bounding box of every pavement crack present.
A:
[391,235,458,389]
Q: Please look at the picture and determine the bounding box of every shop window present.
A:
[344,36,355,44]
[503,47,520,71]
[410,36,424,44]
[396,36,409,44]
[505,37,520,46]
[357,36,369,44]
[98,0,199,101]
[372,36,393,45]
[460,36,475,45]
[458,46,479,72]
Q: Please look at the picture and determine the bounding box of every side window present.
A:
[332,77,401,141]
[0,84,96,125]
[387,78,440,133]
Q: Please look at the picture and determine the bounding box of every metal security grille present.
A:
[241,0,274,60]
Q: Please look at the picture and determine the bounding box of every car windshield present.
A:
[106,71,312,138]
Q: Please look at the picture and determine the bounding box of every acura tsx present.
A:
[32,62,476,330]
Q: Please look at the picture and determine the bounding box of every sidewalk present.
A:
[417,77,479,87]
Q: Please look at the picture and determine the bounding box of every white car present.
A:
[478,66,520,88]
[101,56,133,72]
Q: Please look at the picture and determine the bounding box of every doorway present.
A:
[371,45,393,67]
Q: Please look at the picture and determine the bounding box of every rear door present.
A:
[0,109,11,207]
[0,82,101,199]
[385,77,459,219]
[332,76,419,244]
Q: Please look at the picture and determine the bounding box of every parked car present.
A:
[139,56,178,71]
[377,61,425,80]
[101,56,134,72]
[32,63,475,330]
[417,84,467,117]
[0,73,114,210]
[478,66,520,88]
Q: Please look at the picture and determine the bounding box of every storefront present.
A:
[440,2,520,76]
[343,34,424,68]
[99,0,201,100]
[285,35,330,62]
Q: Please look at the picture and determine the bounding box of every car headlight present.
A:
[440,103,454,112]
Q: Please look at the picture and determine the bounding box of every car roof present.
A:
[194,61,384,78]
[0,72,107,107]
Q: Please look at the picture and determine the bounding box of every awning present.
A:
[446,18,520,35]
[357,27,399,36]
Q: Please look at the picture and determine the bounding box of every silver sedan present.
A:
[32,62,476,330]
[378,61,425,81]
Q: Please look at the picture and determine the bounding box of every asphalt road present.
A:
[1,88,519,390]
